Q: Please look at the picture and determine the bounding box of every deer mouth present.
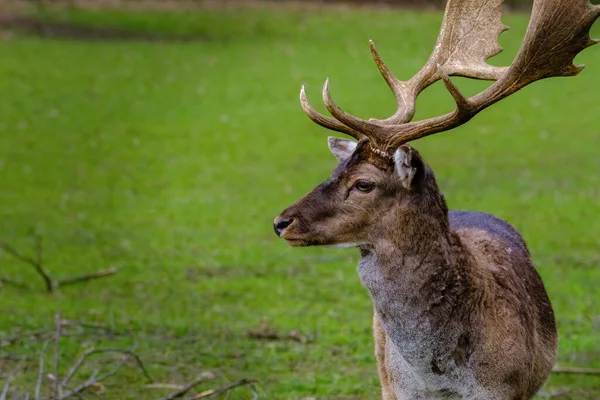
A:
[283,234,349,247]
[281,234,319,247]
[284,238,312,247]
[276,229,311,245]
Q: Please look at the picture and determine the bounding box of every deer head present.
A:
[274,138,447,247]
[274,0,600,247]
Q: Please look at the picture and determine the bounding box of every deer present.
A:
[273,0,599,398]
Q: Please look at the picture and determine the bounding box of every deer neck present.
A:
[357,207,475,346]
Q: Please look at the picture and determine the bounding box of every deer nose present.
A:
[274,218,294,237]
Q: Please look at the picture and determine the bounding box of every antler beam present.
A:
[299,0,600,157]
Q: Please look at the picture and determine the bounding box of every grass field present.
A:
[1,3,599,399]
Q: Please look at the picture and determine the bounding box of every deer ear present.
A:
[394,145,419,189]
[328,137,357,162]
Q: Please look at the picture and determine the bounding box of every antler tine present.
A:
[367,0,508,130]
[384,0,600,151]
[369,40,401,98]
[437,65,473,114]
[299,85,366,140]
[368,40,415,124]
[321,78,384,142]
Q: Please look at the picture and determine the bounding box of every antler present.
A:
[300,0,600,157]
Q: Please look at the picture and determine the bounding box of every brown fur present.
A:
[274,141,557,399]
[374,311,397,400]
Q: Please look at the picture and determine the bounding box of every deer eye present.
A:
[354,181,375,193]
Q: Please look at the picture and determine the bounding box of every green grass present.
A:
[1,4,600,399]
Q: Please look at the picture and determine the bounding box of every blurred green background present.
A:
[1,1,599,399]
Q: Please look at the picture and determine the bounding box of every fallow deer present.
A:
[273,0,599,398]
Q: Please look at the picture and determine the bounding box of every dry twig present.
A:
[59,368,102,399]
[54,312,62,398]
[0,376,11,400]
[63,319,124,335]
[1,358,25,400]
[146,384,186,390]
[58,343,152,399]
[159,375,213,400]
[1,317,152,400]
[56,267,118,287]
[0,384,9,400]
[0,236,117,293]
[189,379,258,399]
[0,237,52,292]
[62,347,153,387]
[35,340,50,400]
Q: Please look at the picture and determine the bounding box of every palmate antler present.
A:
[300,0,600,158]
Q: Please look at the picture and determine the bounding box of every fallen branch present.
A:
[1,357,25,400]
[62,347,153,387]
[59,368,102,400]
[35,341,50,400]
[61,319,126,337]
[53,312,62,398]
[58,343,152,399]
[552,366,600,375]
[190,379,259,399]
[56,267,118,287]
[0,236,118,293]
[0,382,8,400]
[146,384,186,390]
[159,375,213,400]
[0,237,52,292]
[0,317,153,400]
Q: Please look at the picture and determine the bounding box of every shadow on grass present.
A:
[0,15,213,42]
